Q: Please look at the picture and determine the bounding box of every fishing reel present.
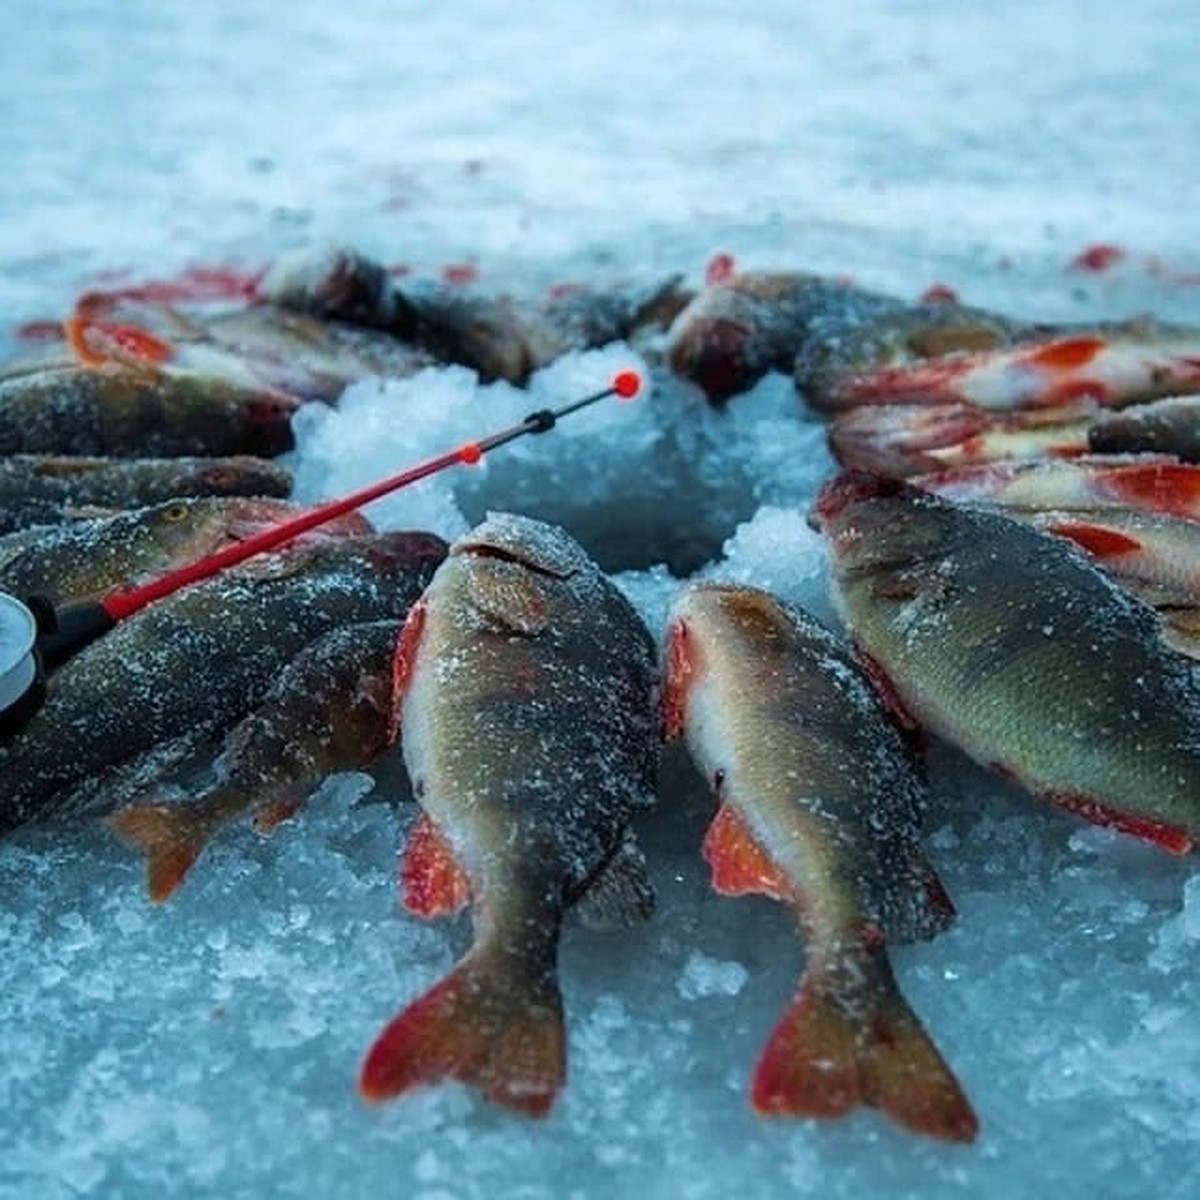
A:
[0,591,49,738]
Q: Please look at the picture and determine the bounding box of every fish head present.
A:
[447,513,594,636]
[452,512,593,579]
[811,470,957,580]
[140,496,285,561]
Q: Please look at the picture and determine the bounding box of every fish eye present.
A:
[164,502,189,523]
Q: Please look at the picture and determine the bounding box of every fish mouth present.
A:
[457,542,576,579]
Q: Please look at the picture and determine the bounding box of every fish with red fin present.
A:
[814,471,1200,854]
[360,512,660,1116]
[662,582,976,1142]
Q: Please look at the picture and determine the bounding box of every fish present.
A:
[264,243,689,383]
[260,244,405,332]
[912,455,1200,520]
[823,322,1200,413]
[0,454,293,535]
[666,271,899,404]
[1088,395,1200,462]
[111,618,404,901]
[813,471,1200,853]
[359,512,660,1116]
[0,496,365,607]
[199,307,435,401]
[796,302,1032,414]
[0,531,447,835]
[828,400,1093,476]
[661,582,976,1141]
[386,278,688,383]
[0,363,298,457]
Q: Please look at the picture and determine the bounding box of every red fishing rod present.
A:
[0,368,642,733]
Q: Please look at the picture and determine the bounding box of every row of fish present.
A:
[7,485,1195,1141]
[0,245,690,459]
[7,249,1200,496]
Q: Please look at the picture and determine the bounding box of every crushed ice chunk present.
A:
[1150,875,1200,971]
[676,952,750,1000]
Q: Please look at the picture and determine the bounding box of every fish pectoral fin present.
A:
[752,955,978,1143]
[1043,521,1141,557]
[466,563,551,635]
[661,617,693,741]
[702,803,792,902]
[1040,789,1194,854]
[359,947,565,1117]
[400,812,472,917]
[571,830,655,929]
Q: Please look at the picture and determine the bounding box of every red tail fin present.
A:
[109,803,218,903]
[751,960,978,1143]
[359,950,566,1117]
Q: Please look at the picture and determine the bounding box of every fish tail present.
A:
[358,945,566,1117]
[751,952,978,1143]
[108,798,226,903]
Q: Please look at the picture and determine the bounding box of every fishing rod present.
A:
[0,368,643,736]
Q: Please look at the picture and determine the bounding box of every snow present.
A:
[2,1,1200,1198]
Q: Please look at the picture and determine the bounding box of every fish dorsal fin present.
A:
[467,561,551,635]
[702,802,792,902]
[401,812,472,917]
[572,830,655,929]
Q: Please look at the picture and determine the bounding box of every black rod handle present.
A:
[34,601,116,670]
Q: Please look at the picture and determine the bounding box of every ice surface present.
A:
[2,1,1200,1198]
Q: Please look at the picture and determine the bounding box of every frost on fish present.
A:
[361,513,661,1116]
[0,354,305,458]
[667,271,899,404]
[0,454,293,535]
[0,531,446,834]
[795,301,1032,414]
[828,400,1093,476]
[111,618,404,902]
[0,496,352,606]
[815,471,1200,853]
[661,582,975,1142]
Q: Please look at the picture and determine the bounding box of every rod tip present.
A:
[613,369,642,400]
